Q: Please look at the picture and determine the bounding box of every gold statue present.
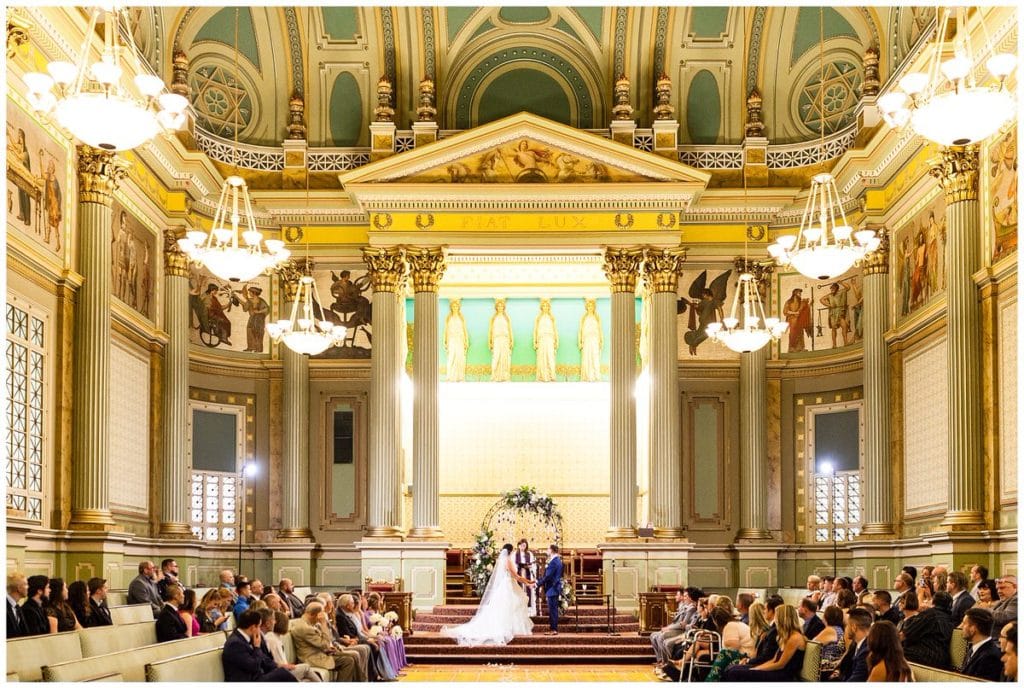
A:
[489,298,513,381]
[533,299,558,381]
[579,298,603,381]
[444,299,469,381]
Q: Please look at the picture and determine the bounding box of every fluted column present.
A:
[860,231,894,535]
[736,261,772,540]
[930,147,985,528]
[642,247,687,537]
[69,147,128,529]
[407,247,446,538]
[363,247,407,537]
[278,265,312,539]
[160,230,192,536]
[603,248,643,539]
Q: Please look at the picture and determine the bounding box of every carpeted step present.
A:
[405,633,648,646]
[412,622,640,633]
[414,611,636,622]
[404,653,651,665]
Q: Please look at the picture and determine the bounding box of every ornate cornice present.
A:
[361,247,407,293]
[642,246,688,293]
[162,228,189,277]
[929,145,980,204]
[860,227,890,275]
[405,246,446,293]
[602,247,644,293]
[77,146,130,206]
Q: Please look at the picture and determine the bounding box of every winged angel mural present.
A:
[678,269,731,356]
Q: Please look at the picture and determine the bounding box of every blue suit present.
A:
[537,554,564,631]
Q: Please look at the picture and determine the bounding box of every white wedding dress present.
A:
[441,550,534,646]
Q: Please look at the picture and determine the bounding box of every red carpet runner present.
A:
[407,604,652,664]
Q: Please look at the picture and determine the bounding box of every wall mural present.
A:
[6,99,68,258]
[893,193,947,321]
[393,137,654,184]
[988,123,1017,261]
[776,267,864,354]
[110,201,156,320]
[188,265,271,353]
[674,268,739,360]
[310,268,373,359]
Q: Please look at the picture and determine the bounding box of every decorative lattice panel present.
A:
[903,336,949,513]
[5,302,45,522]
[190,473,240,542]
[999,299,1017,500]
[109,344,150,513]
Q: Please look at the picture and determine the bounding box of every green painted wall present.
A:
[572,8,603,41]
[498,7,551,24]
[321,8,359,41]
[792,8,858,65]
[446,7,479,42]
[553,18,582,42]
[687,69,721,144]
[329,72,363,147]
[477,69,572,127]
[195,8,261,71]
[691,7,729,37]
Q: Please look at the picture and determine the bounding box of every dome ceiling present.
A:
[134,6,934,148]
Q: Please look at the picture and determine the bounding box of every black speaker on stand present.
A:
[608,559,619,636]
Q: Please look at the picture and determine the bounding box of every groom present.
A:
[536,544,563,635]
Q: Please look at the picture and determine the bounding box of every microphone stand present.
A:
[608,559,619,636]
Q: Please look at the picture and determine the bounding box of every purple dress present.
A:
[364,609,408,670]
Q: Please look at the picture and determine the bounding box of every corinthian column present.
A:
[736,260,772,540]
[406,247,446,538]
[362,247,407,537]
[642,247,687,537]
[860,230,894,535]
[278,262,312,539]
[70,147,128,530]
[603,247,643,539]
[930,147,985,528]
[160,229,192,536]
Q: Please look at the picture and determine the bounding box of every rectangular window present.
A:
[807,402,863,543]
[188,403,244,542]
[814,472,862,542]
[333,408,354,464]
[5,301,46,521]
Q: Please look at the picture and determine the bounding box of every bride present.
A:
[441,543,534,646]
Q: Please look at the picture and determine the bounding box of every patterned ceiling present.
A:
[132,6,935,148]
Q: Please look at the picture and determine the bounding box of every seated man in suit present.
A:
[960,607,1004,681]
[22,575,51,636]
[289,601,358,681]
[222,609,297,682]
[86,577,113,627]
[6,572,29,638]
[799,597,825,639]
[838,608,873,681]
[127,560,163,617]
[156,583,189,642]
[650,588,692,664]
[278,578,305,619]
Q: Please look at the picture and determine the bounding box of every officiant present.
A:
[515,539,537,615]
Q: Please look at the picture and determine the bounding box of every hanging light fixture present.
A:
[266,157,347,355]
[878,7,1016,146]
[767,9,880,281]
[175,8,289,282]
[707,175,787,353]
[22,5,188,151]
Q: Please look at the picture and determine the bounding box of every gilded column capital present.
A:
[362,246,407,293]
[860,228,890,275]
[642,246,688,293]
[602,247,644,293]
[163,229,190,277]
[77,146,129,205]
[929,145,980,204]
[406,247,447,293]
[734,258,773,298]
[278,259,311,302]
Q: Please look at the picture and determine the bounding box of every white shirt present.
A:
[970,637,991,656]
[969,581,981,601]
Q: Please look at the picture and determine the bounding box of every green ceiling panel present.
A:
[686,69,720,144]
[330,72,363,147]
[498,7,551,24]
[553,18,582,43]
[470,19,497,42]
[691,7,729,37]
[195,8,260,71]
[792,8,858,65]
[321,8,359,41]
[446,7,479,43]
[572,8,603,41]
[478,69,571,126]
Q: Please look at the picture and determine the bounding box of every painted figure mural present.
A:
[989,124,1017,260]
[109,202,156,320]
[777,268,863,353]
[188,265,270,353]
[679,270,731,356]
[310,268,374,359]
[894,194,947,320]
[6,101,67,258]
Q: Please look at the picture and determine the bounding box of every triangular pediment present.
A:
[339,112,710,188]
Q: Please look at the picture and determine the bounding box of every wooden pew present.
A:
[909,662,988,682]
[109,603,155,625]
[7,630,83,682]
[145,648,224,682]
[42,632,227,682]
[798,640,822,681]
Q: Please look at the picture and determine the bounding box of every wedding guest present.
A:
[721,604,805,682]
[747,602,769,648]
[873,590,902,626]
[87,577,113,626]
[838,608,874,681]
[6,572,28,638]
[156,583,188,642]
[367,592,408,672]
[969,565,989,600]
[948,571,975,627]
[44,578,81,633]
[127,560,162,616]
[866,620,913,682]
[813,606,846,680]
[197,588,230,633]
[67,580,92,628]
[22,575,50,635]
[279,578,305,618]
[960,607,1003,681]
[651,588,691,664]
[221,609,297,682]
[799,597,825,638]
[999,621,1017,682]
[902,590,954,669]
[290,602,358,681]
[264,609,323,682]
[976,580,1000,609]
[179,588,199,637]
[992,576,1018,638]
